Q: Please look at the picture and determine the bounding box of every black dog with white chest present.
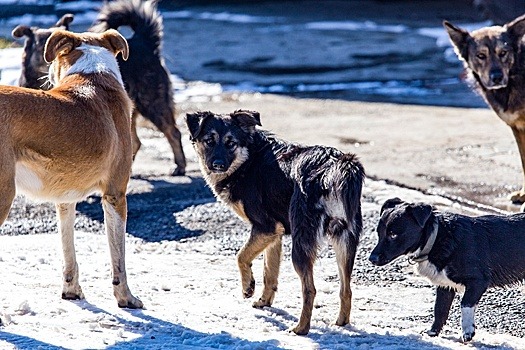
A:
[369,198,525,342]
[186,110,365,335]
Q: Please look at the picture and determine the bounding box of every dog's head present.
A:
[43,29,129,86]
[369,198,434,266]
[444,15,525,90]
[186,110,261,177]
[12,14,74,89]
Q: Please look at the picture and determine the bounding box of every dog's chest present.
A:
[495,109,523,127]
[416,260,465,292]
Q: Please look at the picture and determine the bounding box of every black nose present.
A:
[369,253,381,265]
[490,70,504,84]
[211,159,227,171]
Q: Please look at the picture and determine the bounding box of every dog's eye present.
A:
[204,138,215,146]
[499,50,508,58]
[388,232,398,240]
[225,140,237,149]
[476,53,487,60]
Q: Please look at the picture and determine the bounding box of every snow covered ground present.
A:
[0,179,524,350]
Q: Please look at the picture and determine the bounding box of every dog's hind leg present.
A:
[57,202,84,300]
[102,192,143,309]
[237,228,279,299]
[0,162,15,225]
[253,224,285,308]
[509,127,525,205]
[332,230,358,327]
[428,286,456,337]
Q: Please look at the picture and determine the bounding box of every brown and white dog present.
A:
[0,29,143,308]
[444,15,525,206]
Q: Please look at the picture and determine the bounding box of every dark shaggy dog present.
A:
[369,198,525,343]
[444,15,525,206]
[12,14,74,89]
[12,0,186,176]
[186,110,365,335]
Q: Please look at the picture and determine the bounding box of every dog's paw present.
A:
[462,331,475,343]
[509,190,525,203]
[252,298,271,308]
[289,324,310,336]
[426,329,440,337]
[243,279,255,299]
[61,291,84,300]
[334,317,349,327]
[171,167,186,176]
[117,296,144,309]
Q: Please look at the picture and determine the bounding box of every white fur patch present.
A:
[416,260,465,293]
[67,44,124,86]
[15,163,43,194]
[461,305,476,338]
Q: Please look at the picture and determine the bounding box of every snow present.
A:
[0,194,523,350]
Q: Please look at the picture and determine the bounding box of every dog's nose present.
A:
[489,70,504,84]
[211,159,227,171]
[369,253,381,265]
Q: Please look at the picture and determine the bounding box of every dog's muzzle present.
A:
[210,159,228,172]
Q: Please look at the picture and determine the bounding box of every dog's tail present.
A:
[337,153,365,241]
[90,0,163,54]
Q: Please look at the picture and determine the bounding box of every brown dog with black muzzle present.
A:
[0,29,143,309]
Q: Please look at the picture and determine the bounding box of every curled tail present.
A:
[90,0,163,54]
[338,153,365,241]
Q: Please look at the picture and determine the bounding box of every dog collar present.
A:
[410,217,438,263]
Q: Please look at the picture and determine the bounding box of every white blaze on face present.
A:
[66,44,124,86]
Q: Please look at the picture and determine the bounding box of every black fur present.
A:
[370,198,525,342]
[90,0,186,175]
[187,110,365,335]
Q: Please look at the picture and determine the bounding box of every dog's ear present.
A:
[380,197,404,215]
[186,111,212,141]
[408,203,433,228]
[55,13,74,30]
[443,20,471,61]
[12,25,32,39]
[506,14,525,41]
[230,110,261,134]
[44,30,81,63]
[101,29,129,61]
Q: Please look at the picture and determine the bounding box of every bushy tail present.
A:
[90,0,163,54]
[338,153,365,242]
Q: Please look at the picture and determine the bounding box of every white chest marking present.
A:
[67,44,124,86]
[416,260,465,292]
[15,163,43,194]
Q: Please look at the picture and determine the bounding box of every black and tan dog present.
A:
[0,29,143,308]
[186,110,365,335]
[12,0,186,176]
[444,15,525,205]
[370,198,525,342]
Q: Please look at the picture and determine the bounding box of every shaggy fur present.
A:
[370,198,525,342]
[186,110,365,335]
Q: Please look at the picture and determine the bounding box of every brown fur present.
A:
[444,15,525,205]
[0,29,142,309]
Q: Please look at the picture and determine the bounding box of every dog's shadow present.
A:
[255,306,514,350]
[0,299,284,350]
[76,175,215,242]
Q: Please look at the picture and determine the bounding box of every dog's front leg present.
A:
[253,229,283,308]
[57,202,84,300]
[459,283,487,342]
[509,127,525,206]
[237,228,278,299]
[427,286,455,337]
[102,194,143,309]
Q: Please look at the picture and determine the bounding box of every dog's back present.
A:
[440,212,525,287]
